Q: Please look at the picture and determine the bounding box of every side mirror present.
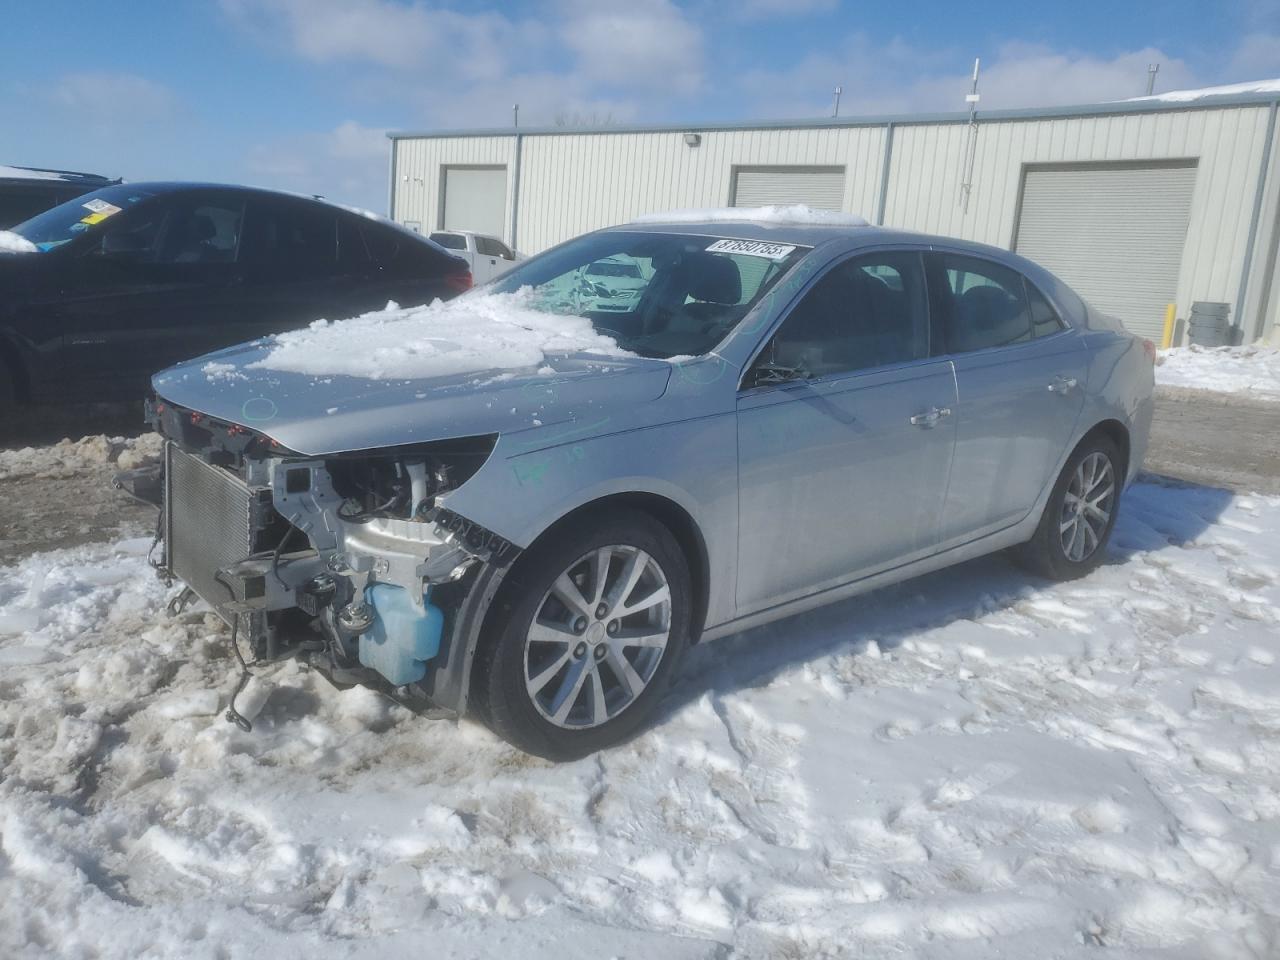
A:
[749,359,809,388]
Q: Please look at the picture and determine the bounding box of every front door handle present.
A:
[1048,376,1078,393]
[910,406,952,427]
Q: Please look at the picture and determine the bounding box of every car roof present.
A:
[607,216,1077,303]
[82,180,455,249]
[0,164,118,185]
[608,217,1043,269]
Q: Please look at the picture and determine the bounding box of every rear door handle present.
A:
[910,406,952,427]
[1048,376,1078,393]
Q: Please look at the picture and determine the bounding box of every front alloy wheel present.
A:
[476,508,692,760]
[525,545,671,729]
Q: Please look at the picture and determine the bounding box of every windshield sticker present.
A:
[82,198,122,215]
[705,238,797,261]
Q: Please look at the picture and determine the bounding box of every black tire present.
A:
[1014,433,1123,581]
[474,507,692,761]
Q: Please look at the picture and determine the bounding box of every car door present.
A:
[735,249,958,612]
[475,234,515,282]
[926,251,1087,547]
[45,192,248,398]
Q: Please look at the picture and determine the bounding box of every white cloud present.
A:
[220,0,542,82]
[732,0,837,19]
[739,38,1200,119]
[558,0,704,95]
[1226,33,1280,79]
[246,121,389,210]
[46,72,177,123]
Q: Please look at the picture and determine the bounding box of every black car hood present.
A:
[152,341,673,456]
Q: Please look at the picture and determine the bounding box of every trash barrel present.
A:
[1187,301,1231,347]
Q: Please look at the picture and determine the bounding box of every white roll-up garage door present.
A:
[732,166,846,211]
[442,166,506,238]
[1014,161,1197,340]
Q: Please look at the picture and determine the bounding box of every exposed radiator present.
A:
[164,443,274,624]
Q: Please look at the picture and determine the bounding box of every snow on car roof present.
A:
[243,290,631,381]
[632,204,871,227]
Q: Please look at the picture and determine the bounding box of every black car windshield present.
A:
[488,230,809,359]
[10,184,157,251]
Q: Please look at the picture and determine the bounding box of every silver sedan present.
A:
[150,216,1155,759]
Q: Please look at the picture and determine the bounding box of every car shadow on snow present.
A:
[654,473,1236,724]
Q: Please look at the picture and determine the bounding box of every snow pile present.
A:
[0,433,163,482]
[1127,78,1280,103]
[0,229,37,254]
[634,205,870,226]
[246,290,630,381]
[1156,344,1280,400]
[3,481,1280,957]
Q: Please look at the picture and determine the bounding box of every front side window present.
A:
[931,253,1033,354]
[1026,280,1065,338]
[154,200,243,264]
[476,235,508,258]
[489,230,808,360]
[760,251,929,380]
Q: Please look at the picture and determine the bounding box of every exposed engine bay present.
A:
[139,398,519,723]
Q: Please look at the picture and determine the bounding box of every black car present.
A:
[0,183,472,409]
[0,165,120,229]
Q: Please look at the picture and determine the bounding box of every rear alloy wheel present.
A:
[1016,435,1121,580]
[477,509,691,760]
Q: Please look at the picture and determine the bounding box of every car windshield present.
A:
[9,184,157,251]
[489,230,808,359]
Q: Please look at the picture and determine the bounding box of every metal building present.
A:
[389,84,1280,344]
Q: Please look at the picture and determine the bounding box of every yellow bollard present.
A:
[1161,303,1176,349]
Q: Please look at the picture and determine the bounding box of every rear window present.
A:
[429,232,467,251]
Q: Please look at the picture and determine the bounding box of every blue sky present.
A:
[3,1,1278,211]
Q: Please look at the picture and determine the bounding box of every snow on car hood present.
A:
[153,346,672,458]
[245,290,630,381]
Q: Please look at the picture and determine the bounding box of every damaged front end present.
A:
[147,398,519,717]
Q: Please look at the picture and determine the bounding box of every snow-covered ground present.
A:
[1156,345,1280,402]
[3,479,1280,959]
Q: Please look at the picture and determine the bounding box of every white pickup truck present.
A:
[428,230,522,285]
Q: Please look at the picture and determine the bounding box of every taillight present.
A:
[1142,338,1158,363]
[445,271,473,295]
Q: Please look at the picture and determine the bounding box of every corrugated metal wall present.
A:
[883,106,1273,334]
[391,136,517,238]
[511,126,885,253]
[392,102,1279,340]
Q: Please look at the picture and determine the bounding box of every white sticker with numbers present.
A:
[704,238,797,261]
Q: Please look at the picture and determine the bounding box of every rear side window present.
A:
[240,199,337,277]
[429,231,467,251]
[367,221,458,276]
[1026,280,1065,337]
[930,254,1032,354]
[337,216,368,268]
